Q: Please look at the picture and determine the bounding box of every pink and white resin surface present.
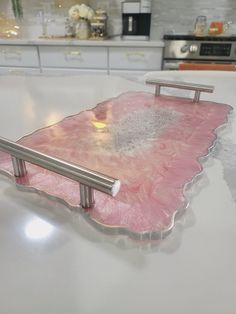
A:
[0,92,231,237]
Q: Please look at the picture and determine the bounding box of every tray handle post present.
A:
[80,184,94,209]
[12,156,27,177]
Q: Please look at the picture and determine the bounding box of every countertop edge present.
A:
[0,38,164,47]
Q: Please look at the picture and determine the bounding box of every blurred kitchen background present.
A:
[0,0,236,40]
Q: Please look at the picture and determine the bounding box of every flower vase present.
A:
[76,19,90,39]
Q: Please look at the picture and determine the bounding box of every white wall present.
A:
[151,0,236,38]
[1,0,236,39]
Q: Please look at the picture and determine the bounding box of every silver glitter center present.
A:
[109,107,177,154]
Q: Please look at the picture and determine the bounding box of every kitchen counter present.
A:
[0,37,164,47]
[0,72,235,314]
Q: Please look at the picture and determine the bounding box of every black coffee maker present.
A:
[122,1,151,40]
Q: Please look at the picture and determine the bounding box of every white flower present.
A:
[68,4,94,21]
[79,4,89,19]
[87,8,95,21]
[68,5,80,21]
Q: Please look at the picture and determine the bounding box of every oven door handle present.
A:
[146,79,214,102]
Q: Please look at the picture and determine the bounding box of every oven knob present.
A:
[180,44,189,53]
[189,44,198,53]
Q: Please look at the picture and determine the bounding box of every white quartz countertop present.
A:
[0,37,164,47]
[0,72,235,314]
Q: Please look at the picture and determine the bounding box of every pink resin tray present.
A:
[0,90,232,239]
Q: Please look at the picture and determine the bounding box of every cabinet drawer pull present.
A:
[125,51,145,57]
[9,69,24,74]
[64,50,81,59]
[1,48,22,59]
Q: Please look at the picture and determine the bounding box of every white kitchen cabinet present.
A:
[109,47,162,70]
[0,40,164,78]
[0,45,39,67]
[39,46,108,69]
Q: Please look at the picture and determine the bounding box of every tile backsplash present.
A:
[1,0,236,39]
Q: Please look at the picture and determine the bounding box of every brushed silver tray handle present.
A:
[0,137,120,209]
[146,78,214,102]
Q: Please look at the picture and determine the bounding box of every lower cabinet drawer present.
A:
[109,47,163,70]
[39,46,108,69]
[0,46,39,67]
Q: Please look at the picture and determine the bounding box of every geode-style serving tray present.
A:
[0,80,232,239]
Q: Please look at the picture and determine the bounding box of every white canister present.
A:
[75,19,90,39]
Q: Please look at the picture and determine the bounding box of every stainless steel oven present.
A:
[163,34,236,70]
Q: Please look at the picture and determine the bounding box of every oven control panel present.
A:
[200,43,231,57]
[164,39,236,61]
